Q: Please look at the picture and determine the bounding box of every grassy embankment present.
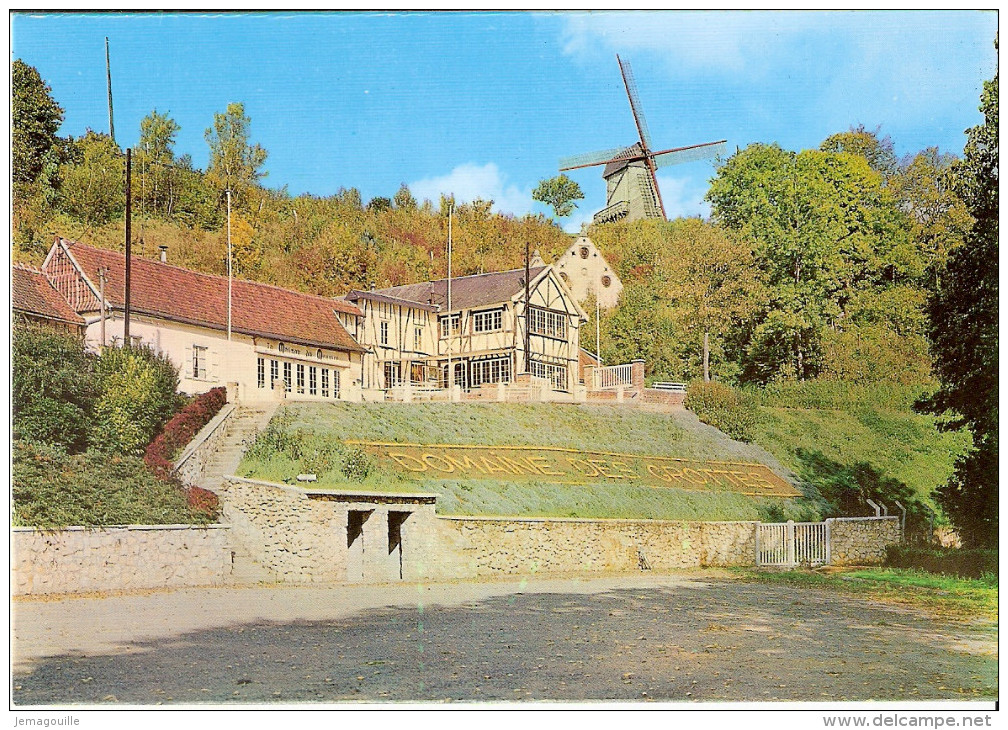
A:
[236,402,819,521]
[746,381,971,510]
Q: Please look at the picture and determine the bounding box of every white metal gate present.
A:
[757,520,830,567]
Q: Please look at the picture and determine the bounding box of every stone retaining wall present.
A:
[432,517,757,579]
[11,525,232,596]
[173,403,235,485]
[829,516,901,566]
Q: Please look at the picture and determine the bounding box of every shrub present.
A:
[341,447,373,481]
[884,544,998,580]
[186,485,221,520]
[12,323,99,452]
[91,343,181,455]
[144,386,227,479]
[685,380,762,442]
[12,439,212,528]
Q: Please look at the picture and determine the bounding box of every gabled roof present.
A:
[603,143,646,178]
[347,266,549,313]
[47,239,365,353]
[12,264,85,327]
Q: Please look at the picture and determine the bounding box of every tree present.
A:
[12,324,99,453]
[137,109,182,217]
[12,60,64,189]
[204,102,268,207]
[922,52,998,547]
[532,174,584,217]
[820,125,899,178]
[393,183,417,210]
[58,131,124,227]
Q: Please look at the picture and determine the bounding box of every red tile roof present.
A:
[51,239,364,352]
[12,264,85,326]
[348,266,549,313]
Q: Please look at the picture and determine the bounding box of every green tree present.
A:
[820,125,899,178]
[136,109,182,217]
[12,324,99,453]
[204,102,268,207]
[12,60,64,189]
[922,54,998,547]
[58,131,124,227]
[532,174,584,217]
[91,344,180,455]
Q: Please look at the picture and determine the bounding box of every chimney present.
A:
[159,245,168,263]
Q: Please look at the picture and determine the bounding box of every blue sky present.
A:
[11,10,998,232]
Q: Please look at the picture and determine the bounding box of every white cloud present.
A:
[655,173,711,220]
[409,163,533,217]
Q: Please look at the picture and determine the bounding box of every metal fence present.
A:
[757,520,830,567]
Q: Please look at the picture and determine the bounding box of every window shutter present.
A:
[210,347,220,382]
[184,344,193,379]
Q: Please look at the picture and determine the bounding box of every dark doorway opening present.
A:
[388,511,410,580]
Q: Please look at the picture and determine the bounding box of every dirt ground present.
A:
[11,572,998,704]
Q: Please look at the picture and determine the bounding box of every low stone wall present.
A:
[173,402,236,486]
[12,525,232,596]
[431,517,757,579]
[828,516,901,566]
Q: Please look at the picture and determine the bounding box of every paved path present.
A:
[12,573,997,704]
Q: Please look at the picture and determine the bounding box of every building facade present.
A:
[592,143,662,225]
[41,238,367,403]
[346,262,587,394]
[12,263,86,335]
[554,236,623,310]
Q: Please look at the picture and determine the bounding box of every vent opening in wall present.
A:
[580,246,589,259]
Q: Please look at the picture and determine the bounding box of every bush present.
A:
[685,380,762,442]
[186,485,221,520]
[91,343,181,455]
[13,440,212,528]
[12,324,99,452]
[341,447,373,481]
[884,544,998,580]
[144,387,227,479]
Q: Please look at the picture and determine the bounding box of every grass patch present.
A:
[236,402,810,521]
[736,567,997,620]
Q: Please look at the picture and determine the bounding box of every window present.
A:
[192,345,208,379]
[333,369,341,398]
[257,357,266,389]
[580,246,589,259]
[473,309,503,334]
[414,327,423,352]
[380,321,389,346]
[296,364,305,394]
[283,362,292,392]
[471,357,512,387]
[440,313,461,339]
[317,348,323,359]
[321,368,330,398]
[270,360,279,389]
[384,361,401,388]
[530,359,569,392]
[309,366,317,396]
[528,307,567,340]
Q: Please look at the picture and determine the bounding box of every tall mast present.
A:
[124,148,131,342]
[446,203,452,390]
[105,37,115,143]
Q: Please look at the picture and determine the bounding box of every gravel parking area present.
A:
[12,573,997,704]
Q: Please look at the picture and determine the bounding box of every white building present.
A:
[554,236,623,309]
[42,238,367,403]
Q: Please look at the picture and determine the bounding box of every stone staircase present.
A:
[194,403,278,586]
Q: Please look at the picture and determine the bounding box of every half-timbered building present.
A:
[346,261,587,394]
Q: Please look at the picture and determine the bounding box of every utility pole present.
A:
[596,297,601,366]
[524,238,530,374]
[227,188,232,341]
[446,203,452,390]
[99,267,108,347]
[105,37,115,143]
[124,148,131,343]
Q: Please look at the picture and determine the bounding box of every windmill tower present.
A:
[560,55,727,225]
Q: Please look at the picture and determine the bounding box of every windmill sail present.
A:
[617,55,653,150]
[653,140,728,169]
[559,146,635,172]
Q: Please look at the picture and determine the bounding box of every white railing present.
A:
[757,520,830,567]
[592,363,633,391]
[651,382,687,393]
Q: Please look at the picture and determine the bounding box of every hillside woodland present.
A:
[11,57,997,544]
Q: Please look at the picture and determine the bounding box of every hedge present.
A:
[144,387,227,479]
[884,544,998,580]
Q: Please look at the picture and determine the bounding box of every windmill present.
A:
[560,55,727,224]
